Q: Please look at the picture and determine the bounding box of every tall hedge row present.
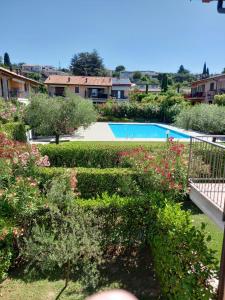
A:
[39,142,163,168]
[35,167,140,198]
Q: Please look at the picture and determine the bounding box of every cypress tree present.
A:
[4,52,11,67]
[161,73,168,92]
[202,62,207,78]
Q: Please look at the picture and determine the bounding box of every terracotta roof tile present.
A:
[0,67,41,85]
[45,75,112,86]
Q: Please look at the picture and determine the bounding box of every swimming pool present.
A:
[109,123,190,139]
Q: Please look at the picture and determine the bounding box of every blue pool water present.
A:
[109,123,190,139]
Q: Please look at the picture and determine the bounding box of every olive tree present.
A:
[25,92,97,144]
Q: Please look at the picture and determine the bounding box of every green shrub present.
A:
[0,218,14,282]
[214,94,225,106]
[149,198,218,299]
[77,193,218,299]
[0,122,27,142]
[35,167,140,198]
[76,193,154,247]
[175,104,225,134]
[97,91,188,123]
[39,142,163,168]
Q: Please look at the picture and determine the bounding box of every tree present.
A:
[177,65,190,74]
[4,52,11,67]
[222,68,225,74]
[25,92,97,144]
[133,71,142,81]
[70,50,106,76]
[202,62,210,78]
[0,56,3,66]
[161,73,168,92]
[115,65,125,72]
[141,75,152,94]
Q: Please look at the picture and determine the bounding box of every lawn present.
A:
[183,200,223,262]
[0,248,161,300]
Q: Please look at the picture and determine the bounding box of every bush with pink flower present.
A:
[119,138,188,197]
[0,99,25,124]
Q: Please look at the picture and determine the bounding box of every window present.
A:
[75,86,79,93]
[210,82,215,91]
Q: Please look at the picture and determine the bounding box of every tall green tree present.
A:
[177,65,190,74]
[222,68,225,74]
[161,73,168,92]
[70,50,106,76]
[4,52,11,67]
[133,71,142,81]
[115,65,125,72]
[25,92,97,144]
[0,56,3,66]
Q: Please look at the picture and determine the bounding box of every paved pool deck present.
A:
[30,122,200,144]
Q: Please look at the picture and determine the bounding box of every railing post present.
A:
[218,196,225,300]
[187,136,193,185]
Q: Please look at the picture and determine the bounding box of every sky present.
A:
[1,0,225,74]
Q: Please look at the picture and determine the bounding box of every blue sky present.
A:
[1,0,225,73]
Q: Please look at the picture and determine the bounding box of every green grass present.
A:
[183,200,223,262]
[0,248,161,300]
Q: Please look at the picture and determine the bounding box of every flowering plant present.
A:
[0,133,50,177]
[0,100,25,124]
[119,138,188,197]
[1,176,42,220]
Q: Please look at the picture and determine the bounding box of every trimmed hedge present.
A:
[0,122,27,142]
[77,193,218,299]
[76,193,153,246]
[39,142,164,168]
[149,198,218,299]
[35,167,139,198]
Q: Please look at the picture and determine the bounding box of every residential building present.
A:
[189,74,225,104]
[21,64,67,78]
[0,67,41,100]
[21,64,42,73]
[45,75,112,103]
[112,78,131,100]
[134,83,161,93]
[120,70,159,80]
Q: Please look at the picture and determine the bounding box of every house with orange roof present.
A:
[45,75,112,103]
[0,67,41,100]
[189,74,225,104]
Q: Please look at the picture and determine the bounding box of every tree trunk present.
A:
[55,134,60,144]
[145,84,149,94]
[55,261,70,300]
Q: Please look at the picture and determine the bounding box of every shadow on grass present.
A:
[8,246,162,300]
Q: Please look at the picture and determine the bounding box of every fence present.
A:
[188,135,225,212]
